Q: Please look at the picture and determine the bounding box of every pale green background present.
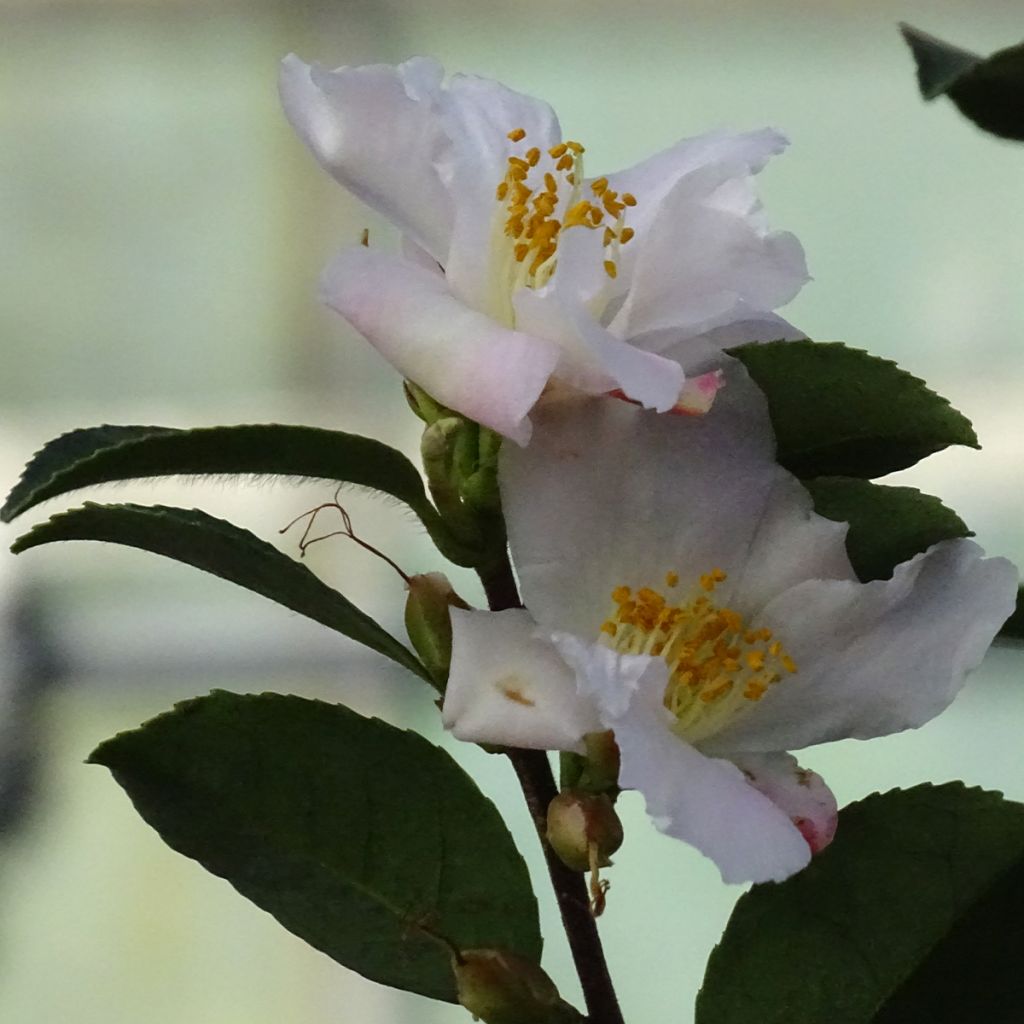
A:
[0,1,1021,1022]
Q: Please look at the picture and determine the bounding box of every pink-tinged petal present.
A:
[706,540,1019,756]
[672,370,725,415]
[607,662,810,883]
[321,246,560,444]
[279,55,453,261]
[728,752,838,855]
[547,634,810,881]
[439,75,561,314]
[513,286,685,412]
[443,609,602,751]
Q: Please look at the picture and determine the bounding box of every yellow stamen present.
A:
[507,127,527,142]
[603,260,618,279]
[598,572,798,744]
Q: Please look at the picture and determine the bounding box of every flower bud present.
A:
[404,380,450,425]
[546,791,624,873]
[559,730,621,796]
[404,572,470,689]
[453,948,583,1024]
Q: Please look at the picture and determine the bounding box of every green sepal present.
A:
[11,502,432,684]
[730,340,978,478]
[90,692,543,1004]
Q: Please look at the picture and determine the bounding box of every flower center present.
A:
[495,127,637,293]
[598,570,798,744]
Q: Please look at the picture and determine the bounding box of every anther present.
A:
[507,127,527,142]
[603,260,618,279]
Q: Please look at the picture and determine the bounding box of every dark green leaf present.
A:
[1,423,476,566]
[997,586,1024,642]
[697,783,1024,1024]
[805,477,971,581]
[90,692,542,1002]
[12,503,431,684]
[730,341,978,478]
[901,24,1024,142]
[900,23,983,99]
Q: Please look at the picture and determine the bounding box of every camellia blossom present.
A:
[279,55,808,444]
[441,369,1018,883]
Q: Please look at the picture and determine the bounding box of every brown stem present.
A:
[478,556,625,1024]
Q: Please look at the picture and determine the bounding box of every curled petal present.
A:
[513,287,685,412]
[728,752,838,855]
[279,55,453,261]
[610,159,808,343]
[443,609,602,751]
[607,665,811,883]
[321,246,560,444]
[707,539,1019,755]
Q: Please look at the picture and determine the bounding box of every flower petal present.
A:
[321,246,560,444]
[513,286,685,410]
[279,55,453,260]
[728,752,838,855]
[443,609,601,750]
[600,657,811,883]
[606,128,789,240]
[501,364,789,636]
[609,158,808,342]
[706,539,1019,755]
[439,75,561,315]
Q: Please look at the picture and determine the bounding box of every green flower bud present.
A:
[404,380,450,425]
[453,948,583,1024]
[559,730,621,796]
[546,791,624,873]
[404,572,470,689]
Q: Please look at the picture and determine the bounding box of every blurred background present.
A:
[0,1,1021,1021]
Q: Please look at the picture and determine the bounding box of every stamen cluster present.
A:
[496,127,637,289]
[599,571,798,742]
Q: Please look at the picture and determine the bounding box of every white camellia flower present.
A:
[441,366,1018,883]
[279,55,808,444]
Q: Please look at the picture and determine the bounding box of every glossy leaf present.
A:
[90,692,543,1002]
[730,340,978,478]
[11,502,432,684]
[698,783,1024,1024]
[0,423,477,566]
[901,24,1024,142]
[805,476,971,581]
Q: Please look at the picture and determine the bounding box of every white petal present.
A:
[606,128,789,240]
[513,286,685,410]
[544,632,810,881]
[439,75,561,314]
[609,158,808,342]
[608,664,811,883]
[501,364,787,636]
[728,752,838,854]
[279,55,453,260]
[706,540,1019,755]
[549,631,658,721]
[443,609,601,750]
[321,246,560,444]
[647,310,807,365]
